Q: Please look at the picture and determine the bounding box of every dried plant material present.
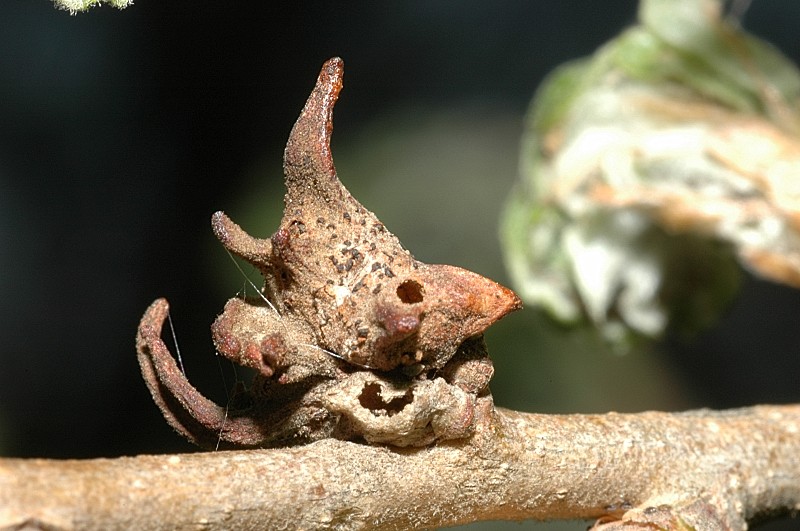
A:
[53,0,131,14]
[501,0,800,345]
[137,58,520,449]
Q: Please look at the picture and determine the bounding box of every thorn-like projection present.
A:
[137,58,521,449]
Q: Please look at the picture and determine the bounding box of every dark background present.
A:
[1,2,799,528]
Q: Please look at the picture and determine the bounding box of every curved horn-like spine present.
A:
[136,298,267,449]
[211,211,273,270]
[283,57,347,206]
[211,57,346,270]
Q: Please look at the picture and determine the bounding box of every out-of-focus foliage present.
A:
[501,0,800,348]
[52,0,131,15]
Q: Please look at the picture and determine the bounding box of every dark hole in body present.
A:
[397,280,424,304]
[358,382,413,416]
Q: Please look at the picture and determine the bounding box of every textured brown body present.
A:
[136,58,520,448]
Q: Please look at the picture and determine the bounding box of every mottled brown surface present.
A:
[136,58,520,449]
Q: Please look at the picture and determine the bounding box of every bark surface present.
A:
[1,405,798,530]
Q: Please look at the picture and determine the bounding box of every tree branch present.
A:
[2,405,798,530]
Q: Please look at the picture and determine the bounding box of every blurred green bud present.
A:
[501,0,800,347]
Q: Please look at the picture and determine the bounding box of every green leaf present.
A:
[500,0,800,349]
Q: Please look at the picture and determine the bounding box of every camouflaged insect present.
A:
[137,58,520,449]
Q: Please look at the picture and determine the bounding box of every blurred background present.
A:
[1,1,799,529]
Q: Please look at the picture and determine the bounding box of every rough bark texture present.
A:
[1,405,798,530]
